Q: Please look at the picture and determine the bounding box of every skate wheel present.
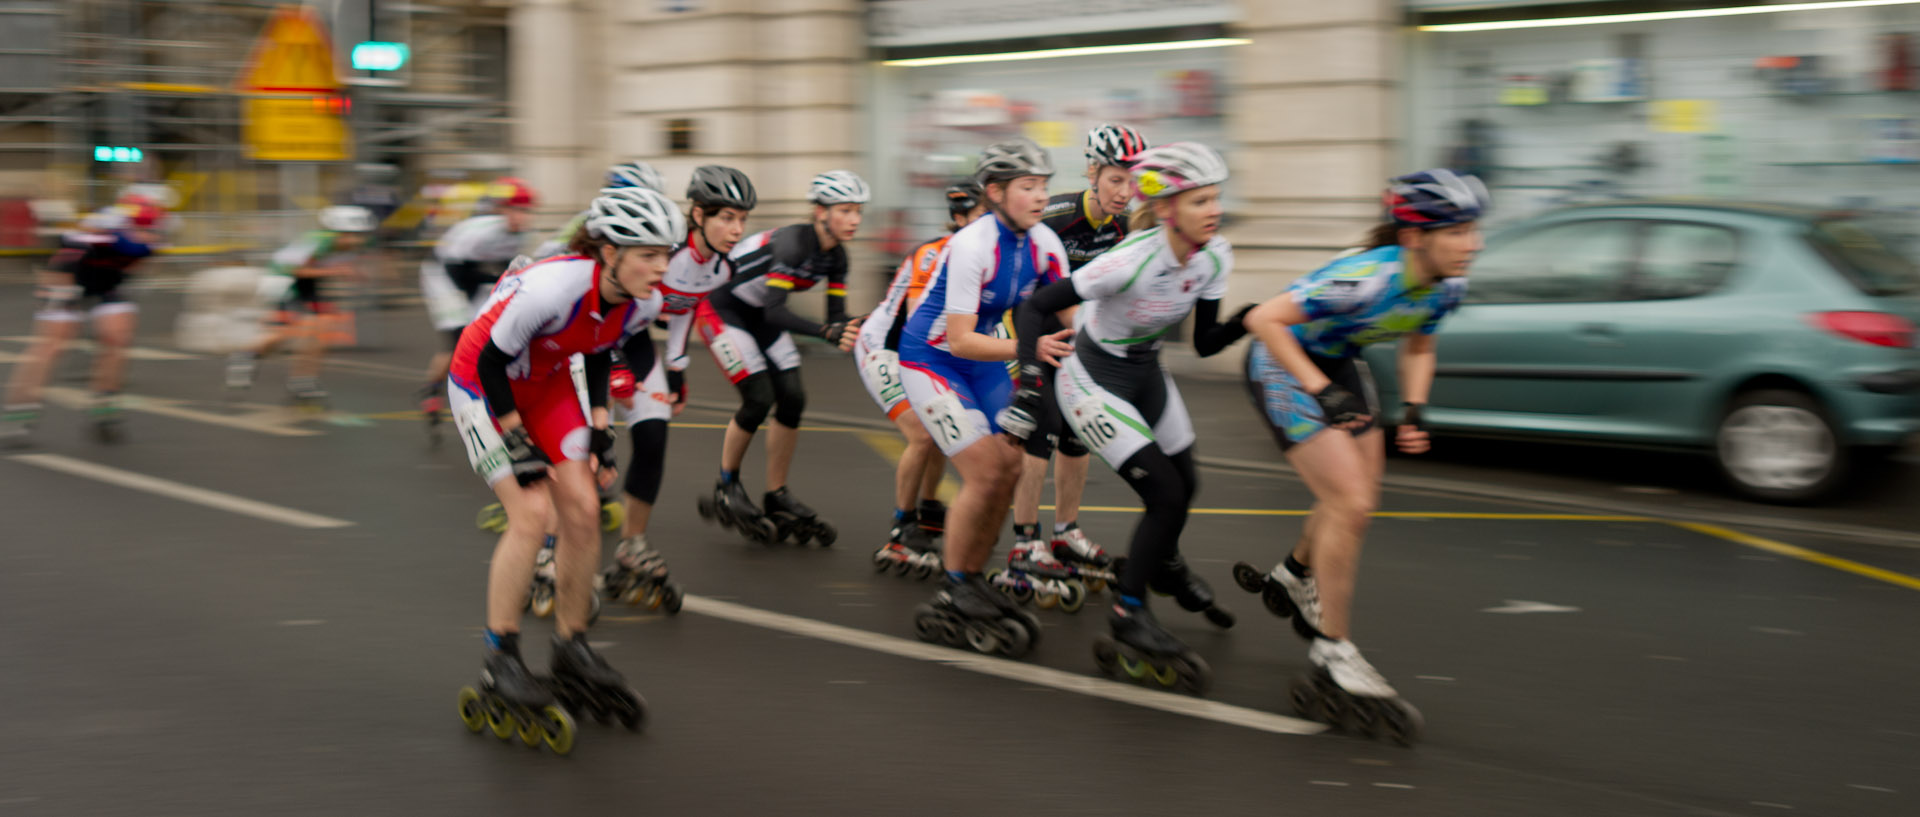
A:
[1085,577,1107,595]
[1092,637,1119,678]
[1379,699,1424,747]
[1034,589,1059,611]
[998,619,1034,659]
[600,502,625,533]
[1261,584,1296,619]
[1204,606,1236,630]
[964,623,1002,655]
[912,560,939,581]
[752,518,781,545]
[872,547,894,573]
[641,585,665,611]
[529,586,555,618]
[614,688,648,732]
[540,705,576,755]
[476,503,508,533]
[695,494,715,521]
[486,697,516,739]
[1058,580,1086,614]
[1286,675,1317,719]
[1231,561,1265,594]
[812,523,837,547]
[1172,653,1212,697]
[519,710,547,748]
[457,687,487,733]
[912,606,945,643]
[662,585,683,615]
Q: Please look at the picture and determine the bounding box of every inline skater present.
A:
[1006,142,1248,694]
[1232,168,1487,743]
[225,206,376,408]
[692,170,865,546]
[600,165,757,611]
[2,198,165,442]
[899,138,1072,657]
[862,182,985,578]
[418,177,537,429]
[449,187,681,753]
[532,162,666,260]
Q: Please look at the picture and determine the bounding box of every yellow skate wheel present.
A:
[476,503,507,533]
[1034,589,1059,611]
[519,712,545,747]
[1058,580,1087,614]
[529,587,555,619]
[600,502,625,533]
[541,705,576,755]
[457,687,487,733]
[486,698,515,739]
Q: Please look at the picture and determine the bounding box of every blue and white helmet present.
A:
[1385,169,1489,229]
[808,170,870,206]
[605,162,666,194]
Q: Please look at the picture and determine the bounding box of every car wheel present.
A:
[1715,389,1846,503]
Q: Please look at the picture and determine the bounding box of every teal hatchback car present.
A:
[1365,201,1920,503]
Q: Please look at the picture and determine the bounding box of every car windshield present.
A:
[1807,217,1920,296]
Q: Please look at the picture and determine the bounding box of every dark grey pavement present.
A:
[0,283,1916,817]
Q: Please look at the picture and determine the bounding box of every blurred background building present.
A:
[6,0,1920,340]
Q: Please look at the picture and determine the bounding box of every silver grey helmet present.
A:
[974,137,1054,186]
[687,165,757,210]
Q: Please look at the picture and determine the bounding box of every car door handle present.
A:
[1576,323,1623,345]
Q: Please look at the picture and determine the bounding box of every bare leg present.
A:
[89,308,136,394]
[892,410,936,512]
[721,420,753,473]
[6,317,78,407]
[1052,453,1090,528]
[485,479,557,634]
[766,420,799,491]
[1012,453,1048,528]
[943,437,1021,573]
[1280,430,1379,640]
[547,459,603,638]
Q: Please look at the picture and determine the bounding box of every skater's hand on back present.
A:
[1037,328,1073,367]
[1395,402,1430,455]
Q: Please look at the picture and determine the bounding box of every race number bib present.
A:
[919,389,970,450]
[710,333,747,375]
[862,350,905,404]
[1066,401,1123,453]
[454,400,510,478]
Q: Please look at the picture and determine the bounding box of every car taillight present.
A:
[1808,311,1917,348]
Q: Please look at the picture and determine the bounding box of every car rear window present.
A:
[1807,218,1920,296]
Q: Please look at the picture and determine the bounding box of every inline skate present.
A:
[1148,555,1235,629]
[987,540,1087,613]
[547,633,648,732]
[763,487,836,547]
[0,404,35,447]
[872,514,942,580]
[456,647,576,755]
[1288,638,1423,746]
[695,478,780,544]
[1231,560,1322,640]
[1049,523,1116,593]
[599,534,682,615]
[912,574,1040,658]
[526,537,602,623]
[286,376,327,413]
[1093,602,1212,696]
[88,394,124,443]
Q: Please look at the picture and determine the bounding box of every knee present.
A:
[733,374,774,432]
[771,370,805,428]
[508,494,555,536]
[1324,485,1376,529]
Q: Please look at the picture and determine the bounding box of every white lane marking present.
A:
[1309,781,1349,787]
[682,595,1326,737]
[10,454,353,529]
[1372,783,1416,790]
[1416,675,1456,682]
[1749,802,1793,810]
[1481,600,1582,614]
[1849,784,1896,793]
[42,386,320,437]
[0,337,199,360]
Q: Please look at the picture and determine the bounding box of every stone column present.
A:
[511,0,586,227]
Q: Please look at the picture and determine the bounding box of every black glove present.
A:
[1313,382,1371,426]
[1229,303,1256,329]
[666,369,687,403]
[501,426,551,487]
[589,426,617,473]
[821,321,850,344]
[1401,402,1425,432]
[996,364,1046,440]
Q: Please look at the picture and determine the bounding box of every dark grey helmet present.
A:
[974,137,1054,186]
[687,165,757,210]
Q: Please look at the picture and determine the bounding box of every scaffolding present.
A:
[0,0,513,258]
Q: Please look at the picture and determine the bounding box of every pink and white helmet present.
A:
[1129,142,1228,200]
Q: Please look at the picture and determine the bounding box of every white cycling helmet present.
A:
[587,187,685,247]
[319,205,377,233]
[605,162,666,194]
[808,170,870,206]
[1085,123,1149,168]
[1129,142,1229,200]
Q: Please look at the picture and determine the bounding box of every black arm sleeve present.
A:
[759,286,827,337]
[1192,299,1253,358]
[1015,278,1085,378]
[582,350,611,411]
[620,327,657,383]
[478,340,519,417]
[825,263,848,325]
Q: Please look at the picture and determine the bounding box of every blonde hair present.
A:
[1127,201,1158,233]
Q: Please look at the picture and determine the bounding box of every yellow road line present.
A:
[1671,522,1920,592]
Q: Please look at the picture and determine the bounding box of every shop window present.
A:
[666,119,696,155]
[1629,223,1740,300]
[1468,220,1638,304]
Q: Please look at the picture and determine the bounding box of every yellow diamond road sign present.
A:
[237,5,348,161]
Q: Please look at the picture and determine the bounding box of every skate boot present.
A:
[696,477,778,544]
[911,574,1039,658]
[0,404,38,447]
[1049,523,1116,593]
[763,487,837,547]
[548,633,648,731]
[1148,555,1235,629]
[1290,638,1423,746]
[416,383,445,438]
[88,393,125,444]
[1094,601,1212,696]
[990,537,1087,613]
[916,499,947,540]
[526,536,558,618]
[225,352,255,391]
[1231,559,1323,641]
[873,512,943,580]
[600,534,682,614]
[456,638,576,755]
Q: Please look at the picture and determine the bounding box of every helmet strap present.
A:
[602,246,634,302]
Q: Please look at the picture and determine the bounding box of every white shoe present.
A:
[1052,526,1109,563]
[1271,565,1323,633]
[1309,638,1398,699]
[615,534,666,577]
[533,541,557,582]
[1012,538,1060,568]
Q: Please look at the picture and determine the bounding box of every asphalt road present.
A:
[0,283,1915,817]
